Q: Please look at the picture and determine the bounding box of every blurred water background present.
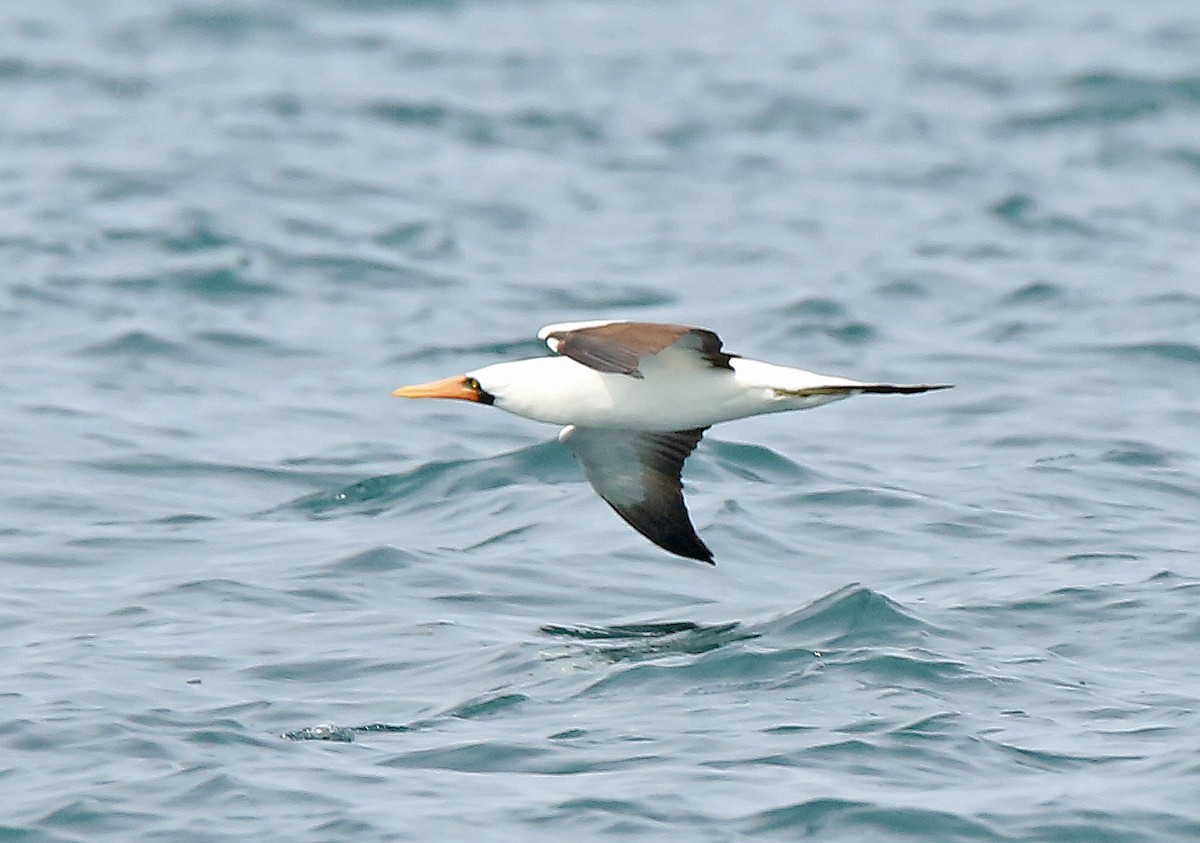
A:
[4,1,1200,840]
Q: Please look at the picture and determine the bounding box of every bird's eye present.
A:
[465,377,481,391]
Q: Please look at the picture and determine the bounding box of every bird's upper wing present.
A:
[560,425,713,563]
[538,320,735,379]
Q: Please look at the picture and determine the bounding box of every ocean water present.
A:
[4,0,1200,840]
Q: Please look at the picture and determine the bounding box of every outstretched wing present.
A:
[538,320,735,379]
[560,425,713,563]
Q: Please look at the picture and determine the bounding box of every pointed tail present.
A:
[785,383,953,397]
[852,383,954,395]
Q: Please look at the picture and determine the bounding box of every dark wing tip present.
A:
[648,515,713,564]
[606,498,714,565]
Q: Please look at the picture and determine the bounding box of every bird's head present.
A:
[392,372,497,406]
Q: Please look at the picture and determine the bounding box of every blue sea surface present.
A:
[4,1,1200,840]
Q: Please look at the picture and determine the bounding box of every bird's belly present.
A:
[514,369,774,430]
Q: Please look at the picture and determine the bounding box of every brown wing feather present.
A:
[547,322,734,378]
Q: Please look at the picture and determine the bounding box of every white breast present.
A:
[472,355,823,430]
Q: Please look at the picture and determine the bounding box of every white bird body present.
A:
[394,320,950,563]
[471,355,866,431]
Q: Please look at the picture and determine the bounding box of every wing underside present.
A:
[560,425,713,563]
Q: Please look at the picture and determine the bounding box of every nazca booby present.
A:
[394,320,950,563]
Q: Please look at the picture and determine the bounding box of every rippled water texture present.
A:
[4,1,1200,840]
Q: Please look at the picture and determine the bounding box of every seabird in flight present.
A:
[394,320,951,563]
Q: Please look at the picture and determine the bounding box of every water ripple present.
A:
[8,2,1200,841]
[1005,72,1200,130]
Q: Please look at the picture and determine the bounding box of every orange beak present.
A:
[392,375,483,402]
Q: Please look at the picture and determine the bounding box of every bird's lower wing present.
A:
[560,425,713,563]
